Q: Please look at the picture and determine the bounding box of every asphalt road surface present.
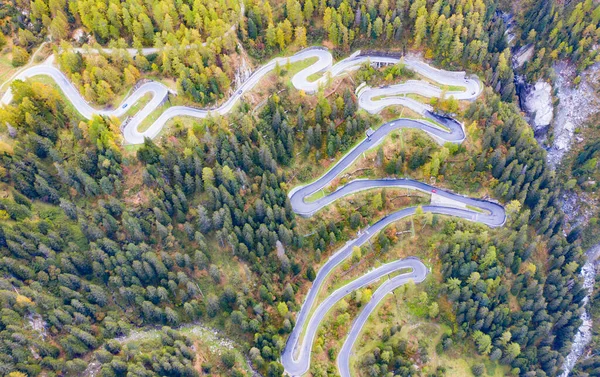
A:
[281,61,501,376]
[0,48,481,144]
[282,165,505,376]
[0,45,500,376]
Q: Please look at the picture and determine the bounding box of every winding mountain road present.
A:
[0,44,500,376]
[0,47,481,144]
[281,117,505,375]
[277,53,501,377]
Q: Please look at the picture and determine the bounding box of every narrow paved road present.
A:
[336,264,426,377]
[280,57,501,376]
[282,134,505,376]
[284,258,429,377]
[0,47,481,144]
[0,43,499,376]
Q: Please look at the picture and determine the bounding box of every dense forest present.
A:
[0,73,588,377]
[2,0,597,105]
[0,0,598,375]
[0,79,297,375]
[0,73,379,375]
[515,0,600,81]
[1,0,520,103]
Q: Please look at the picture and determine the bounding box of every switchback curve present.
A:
[281,62,501,377]
[0,44,499,376]
[281,129,505,375]
[0,47,481,144]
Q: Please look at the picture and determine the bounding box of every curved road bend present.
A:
[336,267,426,377]
[0,48,481,145]
[0,43,497,375]
[283,257,428,377]
[281,57,499,377]
[0,43,500,376]
[282,197,504,376]
[282,118,505,375]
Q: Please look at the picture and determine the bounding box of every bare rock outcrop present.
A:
[523,81,554,131]
[547,62,600,167]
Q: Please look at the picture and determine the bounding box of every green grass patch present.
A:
[466,204,489,214]
[120,93,152,120]
[123,143,144,153]
[307,71,323,82]
[0,53,18,88]
[283,56,318,76]
[135,104,169,133]
[446,84,466,91]
[305,187,330,203]
[280,56,319,91]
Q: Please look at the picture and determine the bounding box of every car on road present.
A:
[122,104,128,109]
[431,189,437,193]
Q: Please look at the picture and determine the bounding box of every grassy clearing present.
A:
[284,57,319,76]
[123,143,143,154]
[0,41,52,89]
[120,93,152,119]
[132,98,210,137]
[281,57,319,91]
[305,187,330,202]
[412,70,467,93]
[180,325,253,375]
[0,52,17,87]
[405,92,429,102]
[116,324,253,376]
[349,280,508,377]
[370,91,431,104]
[466,204,488,214]
[135,104,170,133]
[307,71,323,82]
[446,84,466,91]
[144,75,178,92]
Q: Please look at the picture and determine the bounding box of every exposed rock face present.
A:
[513,44,534,69]
[234,55,253,90]
[559,243,600,377]
[523,81,554,131]
[71,28,85,41]
[547,61,600,167]
[499,11,516,47]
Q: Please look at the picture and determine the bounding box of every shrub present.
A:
[11,46,29,67]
